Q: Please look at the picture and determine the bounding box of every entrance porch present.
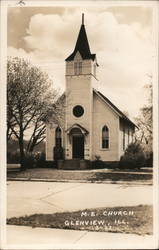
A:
[65,123,90,161]
[56,124,90,169]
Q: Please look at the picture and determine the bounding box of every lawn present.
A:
[7,205,152,235]
[7,168,152,183]
[88,172,152,182]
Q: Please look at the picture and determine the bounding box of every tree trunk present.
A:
[19,130,25,170]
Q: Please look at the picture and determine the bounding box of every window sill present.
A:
[100,148,110,151]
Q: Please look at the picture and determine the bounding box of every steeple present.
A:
[82,13,84,25]
[65,14,96,61]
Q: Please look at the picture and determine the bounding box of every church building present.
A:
[46,15,136,169]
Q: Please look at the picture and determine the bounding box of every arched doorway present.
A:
[71,128,84,159]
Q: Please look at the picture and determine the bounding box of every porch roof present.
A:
[66,123,89,135]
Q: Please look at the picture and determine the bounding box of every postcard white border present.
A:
[0,0,158,249]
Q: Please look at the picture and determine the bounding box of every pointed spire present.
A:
[65,15,96,61]
[82,13,84,25]
[74,23,91,56]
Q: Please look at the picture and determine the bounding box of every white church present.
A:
[46,15,136,169]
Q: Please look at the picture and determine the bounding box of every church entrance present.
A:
[71,128,84,159]
[72,136,84,159]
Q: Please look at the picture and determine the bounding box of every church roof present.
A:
[93,89,137,128]
[65,23,96,62]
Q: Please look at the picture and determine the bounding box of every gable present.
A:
[93,91,119,121]
[74,51,82,61]
[93,89,136,128]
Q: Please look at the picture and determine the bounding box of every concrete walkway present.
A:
[7,225,155,249]
[7,181,153,218]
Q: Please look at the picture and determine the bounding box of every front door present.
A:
[72,136,84,159]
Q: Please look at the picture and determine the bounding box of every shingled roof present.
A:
[93,89,137,128]
[65,23,96,61]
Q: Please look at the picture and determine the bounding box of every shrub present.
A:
[145,151,153,168]
[7,151,36,168]
[53,146,64,160]
[7,150,50,169]
[35,152,46,168]
[23,153,36,169]
[92,160,104,169]
[119,143,146,169]
[92,155,105,169]
[7,151,20,163]
[104,161,119,169]
[45,161,56,168]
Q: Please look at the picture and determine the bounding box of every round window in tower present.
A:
[73,105,84,117]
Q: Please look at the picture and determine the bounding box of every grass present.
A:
[88,172,152,182]
[7,205,152,235]
[7,168,152,183]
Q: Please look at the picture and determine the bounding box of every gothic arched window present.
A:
[102,125,109,149]
[55,126,62,147]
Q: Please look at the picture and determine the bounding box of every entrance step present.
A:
[57,160,90,170]
[64,160,80,170]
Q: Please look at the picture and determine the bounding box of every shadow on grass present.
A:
[88,172,153,182]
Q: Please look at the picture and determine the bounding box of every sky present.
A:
[7,5,155,121]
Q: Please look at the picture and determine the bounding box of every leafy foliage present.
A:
[119,143,146,169]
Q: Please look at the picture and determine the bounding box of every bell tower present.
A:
[65,14,99,161]
[65,14,98,79]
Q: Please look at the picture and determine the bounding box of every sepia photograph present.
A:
[0,0,158,249]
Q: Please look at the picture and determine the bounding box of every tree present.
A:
[7,57,63,169]
[134,79,152,153]
[119,142,146,169]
